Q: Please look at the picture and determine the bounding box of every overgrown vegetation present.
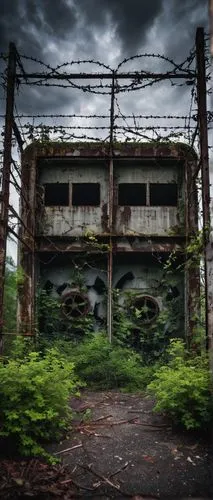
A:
[148,339,212,430]
[0,343,79,460]
[3,257,17,332]
[1,248,212,462]
[112,278,184,363]
[54,334,156,391]
[37,286,94,342]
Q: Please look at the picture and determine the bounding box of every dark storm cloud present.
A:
[0,0,208,64]
[75,0,164,55]
[0,0,165,57]
[0,0,166,114]
[0,0,209,116]
[161,0,208,60]
[1,0,209,58]
[0,0,78,56]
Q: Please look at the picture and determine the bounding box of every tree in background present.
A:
[3,257,17,332]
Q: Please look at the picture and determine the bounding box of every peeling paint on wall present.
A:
[19,142,199,341]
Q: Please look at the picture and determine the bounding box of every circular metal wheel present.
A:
[133,295,159,324]
[62,291,90,319]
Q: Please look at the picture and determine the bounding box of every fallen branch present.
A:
[93,414,113,422]
[60,477,94,491]
[79,464,132,497]
[109,461,129,478]
[77,416,138,430]
[54,443,82,455]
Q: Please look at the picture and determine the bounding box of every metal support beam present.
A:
[0,42,16,350]
[107,71,115,343]
[196,28,213,362]
[13,120,24,152]
[16,71,196,81]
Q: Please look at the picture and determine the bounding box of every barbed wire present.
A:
[18,52,195,75]
[0,113,202,120]
[19,124,198,131]
[18,74,196,95]
[11,50,198,96]
[0,36,210,259]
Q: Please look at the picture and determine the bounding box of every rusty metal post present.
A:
[210,0,213,56]
[196,28,213,363]
[107,71,115,343]
[0,43,16,350]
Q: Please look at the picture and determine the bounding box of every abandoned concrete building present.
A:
[18,141,199,345]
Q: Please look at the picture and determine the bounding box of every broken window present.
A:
[72,183,100,206]
[118,183,146,206]
[150,183,178,206]
[44,183,69,206]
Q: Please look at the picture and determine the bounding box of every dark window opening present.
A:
[72,183,100,206]
[44,183,69,206]
[150,183,178,206]
[118,183,146,206]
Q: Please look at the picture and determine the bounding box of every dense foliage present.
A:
[54,334,155,391]
[148,339,212,430]
[0,346,79,459]
[1,257,212,459]
[3,257,17,332]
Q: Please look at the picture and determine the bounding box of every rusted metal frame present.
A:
[10,169,31,210]
[16,71,196,80]
[7,226,33,252]
[196,27,213,359]
[10,161,33,211]
[37,237,185,253]
[11,158,21,178]
[210,0,213,56]
[107,71,115,343]
[192,159,201,181]
[18,150,36,335]
[8,204,35,240]
[12,120,24,152]
[185,156,200,346]
[0,43,16,350]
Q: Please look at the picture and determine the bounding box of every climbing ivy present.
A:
[112,281,184,363]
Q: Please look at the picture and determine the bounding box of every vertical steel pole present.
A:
[210,0,213,57]
[107,71,115,343]
[0,43,16,350]
[196,28,213,361]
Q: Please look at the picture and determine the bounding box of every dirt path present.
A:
[48,391,212,499]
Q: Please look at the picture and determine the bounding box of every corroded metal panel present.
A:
[18,140,199,340]
[23,141,197,161]
[115,206,178,236]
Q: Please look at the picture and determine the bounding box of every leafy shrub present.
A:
[0,348,79,459]
[37,288,94,342]
[55,334,155,391]
[148,339,212,430]
[112,287,184,363]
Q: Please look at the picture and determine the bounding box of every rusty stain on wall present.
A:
[18,141,199,340]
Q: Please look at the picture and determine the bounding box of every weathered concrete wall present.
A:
[40,253,184,331]
[38,161,183,237]
[38,162,109,236]
[115,164,183,235]
[18,142,198,340]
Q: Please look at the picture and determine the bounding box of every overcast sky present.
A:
[0,0,209,115]
[0,0,208,63]
[0,0,210,259]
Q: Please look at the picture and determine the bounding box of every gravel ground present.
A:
[47,390,212,499]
